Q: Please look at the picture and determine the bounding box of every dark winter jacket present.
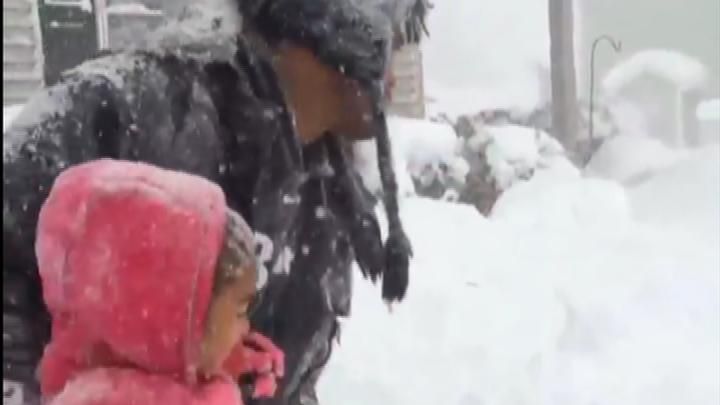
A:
[2,9,395,405]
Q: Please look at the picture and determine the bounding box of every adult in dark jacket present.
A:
[3,0,430,404]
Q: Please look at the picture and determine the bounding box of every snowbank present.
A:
[585,135,684,184]
[323,120,719,405]
[3,105,23,133]
[491,172,630,230]
[467,125,577,191]
[603,49,709,93]
[321,167,719,405]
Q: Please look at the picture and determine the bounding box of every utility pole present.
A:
[548,0,579,152]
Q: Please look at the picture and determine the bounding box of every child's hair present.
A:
[212,209,257,295]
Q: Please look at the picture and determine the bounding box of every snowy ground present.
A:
[320,140,720,405]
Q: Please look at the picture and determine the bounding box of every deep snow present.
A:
[320,143,720,405]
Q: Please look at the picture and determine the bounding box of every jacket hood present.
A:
[36,159,227,395]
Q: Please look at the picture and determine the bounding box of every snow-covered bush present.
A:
[456,119,579,214]
[354,116,469,201]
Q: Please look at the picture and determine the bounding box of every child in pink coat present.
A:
[35,159,284,405]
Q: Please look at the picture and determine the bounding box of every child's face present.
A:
[198,263,258,376]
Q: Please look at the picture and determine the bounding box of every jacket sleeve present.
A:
[3,76,120,383]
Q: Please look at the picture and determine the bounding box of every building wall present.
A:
[579,0,720,97]
[3,0,44,106]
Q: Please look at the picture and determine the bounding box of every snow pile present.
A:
[3,105,23,133]
[356,116,467,197]
[603,49,709,93]
[491,172,630,230]
[468,125,577,191]
[585,135,685,184]
[321,148,720,405]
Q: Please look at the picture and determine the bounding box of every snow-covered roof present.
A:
[602,49,709,93]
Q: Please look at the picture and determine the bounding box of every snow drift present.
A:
[320,133,720,405]
[320,145,720,405]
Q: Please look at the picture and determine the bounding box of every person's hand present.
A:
[223,331,284,399]
[243,332,284,379]
[241,332,284,399]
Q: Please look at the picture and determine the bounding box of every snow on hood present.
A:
[37,160,227,395]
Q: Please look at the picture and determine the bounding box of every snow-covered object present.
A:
[475,125,576,190]
[585,135,684,184]
[355,117,464,196]
[3,105,23,133]
[603,49,709,94]
[696,98,720,121]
